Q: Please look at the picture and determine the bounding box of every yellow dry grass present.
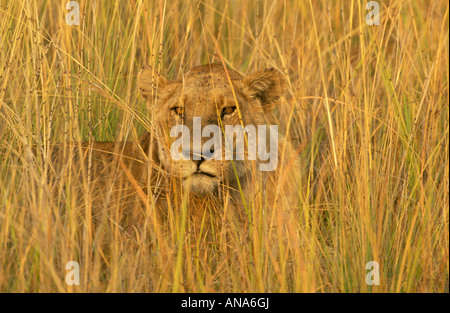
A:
[0,0,448,292]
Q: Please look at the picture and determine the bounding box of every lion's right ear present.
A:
[241,67,287,112]
[137,66,169,100]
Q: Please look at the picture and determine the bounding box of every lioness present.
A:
[49,64,299,230]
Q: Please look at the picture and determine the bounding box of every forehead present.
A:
[185,73,232,90]
[169,73,238,105]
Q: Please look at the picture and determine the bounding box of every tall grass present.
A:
[0,0,448,292]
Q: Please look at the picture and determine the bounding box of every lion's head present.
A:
[137,64,287,195]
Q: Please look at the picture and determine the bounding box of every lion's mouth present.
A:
[186,171,217,179]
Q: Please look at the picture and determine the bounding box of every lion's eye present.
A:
[171,107,184,116]
[221,106,236,116]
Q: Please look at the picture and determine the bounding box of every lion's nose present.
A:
[194,158,205,170]
[203,146,215,160]
[183,145,215,170]
[183,145,215,161]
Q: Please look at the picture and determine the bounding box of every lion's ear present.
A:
[242,68,287,109]
[137,65,169,100]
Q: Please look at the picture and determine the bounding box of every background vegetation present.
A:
[0,0,448,292]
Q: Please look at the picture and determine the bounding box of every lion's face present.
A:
[138,64,286,195]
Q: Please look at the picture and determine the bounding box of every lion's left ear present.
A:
[137,65,170,100]
[241,68,287,109]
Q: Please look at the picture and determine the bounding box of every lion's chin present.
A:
[183,174,219,195]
